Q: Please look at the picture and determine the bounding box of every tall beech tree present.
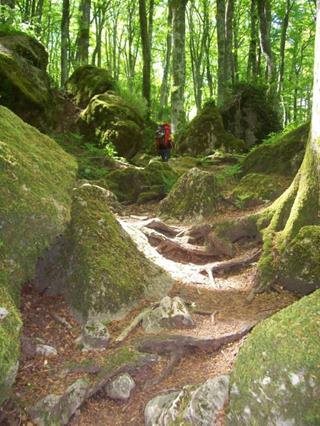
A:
[77,0,91,65]
[138,0,152,112]
[171,0,188,133]
[254,0,320,292]
[60,0,70,87]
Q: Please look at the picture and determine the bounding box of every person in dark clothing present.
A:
[155,123,173,161]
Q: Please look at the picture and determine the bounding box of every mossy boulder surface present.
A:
[0,106,77,404]
[231,173,291,208]
[0,31,51,127]
[227,289,320,426]
[80,92,145,159]
[160,168,220,220]
[105,160,178,203]
[177,101,245,156]
[242,123,309,176]
[279,226,320,295]
[66,65,116,108]
[221,83,281,147]
[64,184,173,322]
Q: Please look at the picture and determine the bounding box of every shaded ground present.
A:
[1,211,297,426]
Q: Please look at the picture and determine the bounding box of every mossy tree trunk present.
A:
[60,0,70,88]
[139,0,152,113]
[255,0,320,292]
[171,0,188,133]
[77,0,91,65]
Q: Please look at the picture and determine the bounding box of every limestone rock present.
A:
[36,344,58,357]
[221,83,281,147]
[64,183,173,322]
[29,378,89,426]
[79,92,145,159]
[0,31,51,128]
[66,65,115,107]
[227,289,320,425]
[0,307,9,321]
[176,100,244,156]
[142,297,194,333]
[106,373,136,401]
[80,319,110,350]
[0,106,76,405]
[242,122,308,176]
[145,375,230,426]
[160,168,220,220]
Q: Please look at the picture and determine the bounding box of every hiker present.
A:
[155,122,173,161]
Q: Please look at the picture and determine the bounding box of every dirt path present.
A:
[2,212,297,426]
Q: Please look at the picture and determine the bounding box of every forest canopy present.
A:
[0,0,316,127]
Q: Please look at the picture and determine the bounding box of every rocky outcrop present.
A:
[241,122,309,176]
[64,183,173,322]
[106,373,136,401]
[221,83,281,147]
[0,31,52,128]
[79,92,145,159]
[227,289,320,425]
[160,168,220,220]
[105,160,178,203]
[230,173,291,208]
[145,375,230,426]
[0,106,77,405]
[66,65,116,108]
[176,101,245,156]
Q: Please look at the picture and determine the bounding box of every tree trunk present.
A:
[277,0,293,96]
[77,0,91,66]
[247,0,258,80]
[139,0,152,112]
[159,0,173,120]
[171,0,188,133]
[60,0,70,88]
[257,0,275,85]
[255,0,320,293]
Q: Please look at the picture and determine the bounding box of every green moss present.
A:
[66,65,115,107]
[228,290,320,425]
[176,101,245,156]
[98,347,143,380]
[231,173,291,208]
[65,184,172,321]
[242,123,309,176]
[160,168,221,220]
[279,226,320,294]
[80,92,145,159]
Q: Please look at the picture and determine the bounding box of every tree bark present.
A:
[171,0,188,133]
[139,0,152,112]
[247,0,258,80]
[257,0,275,85]
[60,0,70,88]
[255,0,320,292]
[77,0,91,66]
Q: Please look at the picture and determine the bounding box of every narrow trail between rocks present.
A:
[4,210,297,426]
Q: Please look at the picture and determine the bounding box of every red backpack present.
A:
[156,123,171,149]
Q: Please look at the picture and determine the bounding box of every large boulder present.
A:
[0,106,77,405]
[176,101,245,156]
[105,160,178,203]
[279,226,320,295]
[80,92,145,159]
[227,290,320,425]
[66,65,116,108]
[221,83,281,147]
[0,31,51,128]
[64,183,173,322]
[241,122,309,176]
[160,168,220,220]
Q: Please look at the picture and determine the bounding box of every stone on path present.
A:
[144,375,230,426]
[79,319,110,350]
[106,373,136,401]
[142,296,195,333]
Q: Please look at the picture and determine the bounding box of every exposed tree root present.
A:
[115,307,154,344]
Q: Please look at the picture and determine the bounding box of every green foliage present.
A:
[116,86,148,119]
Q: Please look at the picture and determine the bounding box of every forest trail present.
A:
[3,208,297,426]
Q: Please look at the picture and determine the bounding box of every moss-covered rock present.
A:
[0,31,51,128]
[242,123,309,176]
[64,184,173,322]
[105,160,178,203]
[66,65,115,108]
[160,168,220,220]
[278,226,320,295]
[80,92,145,159]
[221,83,281,147]
[231,173,291,208]
[0,106,77,405]
[227,289,320,425]
[176,101,245,156]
